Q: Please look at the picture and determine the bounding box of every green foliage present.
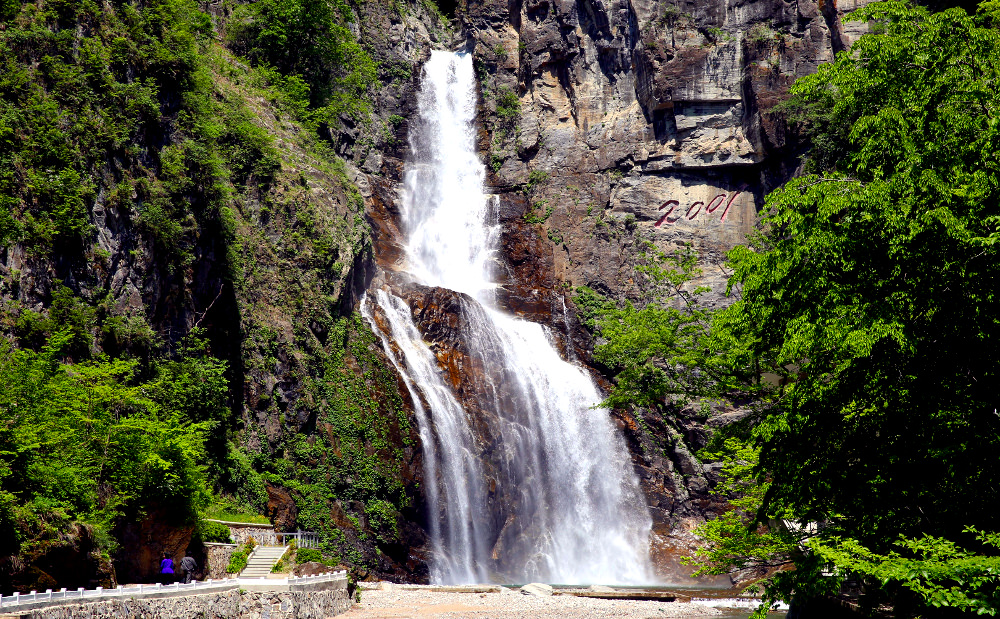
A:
[0,0,288,281]
[295,547,324,564]
[147,335,232,480]
[679,2,1000,615]
[746,22,777,44]
[270,546,293,572]
[582,244,718,410]
[195,519,233,544]
[260,314,413,567]
[0,333,214,556]
[227,0,377,128]
[15,286,96,359]
[219,103,282,187]
[495,86,520,127]
[572,286,617,331]
[218,449,269,516]
[523,200,553,224]
[684,438,813,619]
[809,529,1000,615]
[0,0,386,585]
[489,151,505,173]
[100,312,161,359]
[686,440,795,575]
[0,0,231,258]
[0,282,233,570]
[523,169,549,194]
[703,26,731,43]
[226,541,254,574]
[365,499,400,544]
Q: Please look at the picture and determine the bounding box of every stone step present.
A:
[238,545,290,578]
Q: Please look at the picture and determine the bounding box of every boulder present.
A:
[520,583,554,596]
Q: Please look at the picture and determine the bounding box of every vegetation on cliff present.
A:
[225,0,377,127]
[587,1,1000,616]
[0,0,439,589]
[0,0,240,589]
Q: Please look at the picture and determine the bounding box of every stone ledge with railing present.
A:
[203,519,277,546]
[0,571,348,613]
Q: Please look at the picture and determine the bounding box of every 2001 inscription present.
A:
[654,190,743,227]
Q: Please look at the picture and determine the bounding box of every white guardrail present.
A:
[0,571,347,611]
[276,531,320,548]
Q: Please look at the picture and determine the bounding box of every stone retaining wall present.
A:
[230,527,277,547]
[203,520,279,547]
[204,543,239,579]
[1,589,352,619]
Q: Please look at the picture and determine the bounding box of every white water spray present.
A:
[362,51,653,585]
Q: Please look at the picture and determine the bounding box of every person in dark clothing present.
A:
[180,555,198,583]
[159,553,175,584]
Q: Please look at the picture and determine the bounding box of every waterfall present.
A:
[361,50,653,585]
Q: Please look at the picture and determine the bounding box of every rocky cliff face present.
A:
[360,0,871,582]
[463,0,871,305]
[1,0,869,590]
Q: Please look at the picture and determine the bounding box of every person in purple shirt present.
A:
[159,553,175,583]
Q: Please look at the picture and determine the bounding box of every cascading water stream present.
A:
[361,50,653,585]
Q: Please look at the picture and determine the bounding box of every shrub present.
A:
[0,334,213,552]
[226,548,249,574]
[746,22,776,44]
[365,499,399,544]
[198,520,233,544]
[296,547,323,564]
[495,87,520,122]
[524,169,549,194]
[523,200,552,224]
[226,540,255,574]
[226,0,376,125]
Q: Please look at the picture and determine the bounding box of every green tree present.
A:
[0,331,214,557]
[226,0,376,125]
[583,245,723,411]
[684,1,1000,615]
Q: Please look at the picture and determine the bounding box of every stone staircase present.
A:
[239,545,289,578]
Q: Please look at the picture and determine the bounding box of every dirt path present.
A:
[341,588,726,619]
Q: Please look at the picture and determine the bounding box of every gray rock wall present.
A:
[464,0,874,307]
[436,0,875,581]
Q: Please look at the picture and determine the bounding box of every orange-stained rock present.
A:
[266,484,299,533]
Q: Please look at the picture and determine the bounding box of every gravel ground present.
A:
[341,588,726,619]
